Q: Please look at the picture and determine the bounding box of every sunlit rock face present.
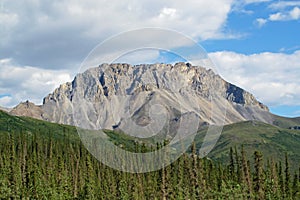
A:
[11,63,272,131]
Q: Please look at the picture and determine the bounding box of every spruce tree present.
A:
[253,151,264,199]
[270,159,279,198]
[229,147,235,179]
[241,145,252,198]
[278,161,285,198]
[284,153,291,197]
[292,172,299,198]
[191,142,200,199]
[234,146,241,182]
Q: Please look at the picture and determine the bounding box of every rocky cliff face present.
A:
[10,63,272,131]
[9,100,43,119]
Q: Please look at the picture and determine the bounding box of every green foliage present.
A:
[195,120,300,172]
[0,111,300,199]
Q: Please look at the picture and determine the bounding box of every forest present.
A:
[0,110,299,199]
[0,130,299,199]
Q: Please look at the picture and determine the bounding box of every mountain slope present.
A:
[272,114,300,129]
[0,106,11,112]
[0,109,78,141]
[194,120,300,171]
[9,100,43,120]
[10,63,272,132]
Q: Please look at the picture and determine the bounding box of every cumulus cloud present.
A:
[0,0,240,108]
[269,1,300,10]
[0,96,13,107]
[113,49,160,65]
[255,3,300,26]
[2,0,299,112]
[269,6,300,21]
[290,6,300,19]
[209,51,300,107]
[244,0,271,4]
[255,18,268,27]
[0,59,72,108]
[0,0,234,69]
[232,0,271,13]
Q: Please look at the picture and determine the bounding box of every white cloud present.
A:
[159,8,177,19]
[232,0,271,13]
[113,49,160,65]
[0,96,13,107]
[268,7,300,21]
[0,0,235,69]
[255,6,300,25]
[269,1,300,10]
[269,12,285,21]
[279,45,300,52]
[290,6,300,19]
[256,18,268,27]
[233,0,271,8]
[1,0,239,107]
[209,50,300,107]
[0,59,72,107]
[0,11,18,28]
[244,0,271,4]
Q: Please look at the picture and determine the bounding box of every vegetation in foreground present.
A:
[0,110,299,199]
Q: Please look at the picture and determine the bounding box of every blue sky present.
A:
[203,1,300,54]
[203,0,300,117]
[0,0,300,117]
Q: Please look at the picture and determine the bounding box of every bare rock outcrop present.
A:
[10,100,44,120]
[10,63,272,130]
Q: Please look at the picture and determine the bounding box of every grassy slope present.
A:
[272,114,300,129]
[0,110,78,141]
[195,120,300,171]
[0,110,143,151]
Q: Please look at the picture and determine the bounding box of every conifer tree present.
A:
[234,146,241,182]
[278,161,285,198]
[270,159,279,198]
[241,145,252,198]
[191,142,200,199]
[292,172,299,198]
[253,151,264,199]
[284,153,291,197]
[229,147,235,178]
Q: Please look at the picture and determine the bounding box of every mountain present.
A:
[10,100,43,119]
[3,63,300,198]
[10,62,276,133]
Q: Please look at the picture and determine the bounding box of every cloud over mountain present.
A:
[210,50,300,107]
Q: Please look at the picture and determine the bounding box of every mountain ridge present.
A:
[8,63,291,131]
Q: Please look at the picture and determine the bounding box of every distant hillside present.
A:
[0,110,78,141]
[272,114,300,129]
[194,120,300,172]
[0,106,11,112]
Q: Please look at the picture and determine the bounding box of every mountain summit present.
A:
[11,63,273,131]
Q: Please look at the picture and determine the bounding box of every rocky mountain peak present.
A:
[10,100,43,119]
[11,63,271,130]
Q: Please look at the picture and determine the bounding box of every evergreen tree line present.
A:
[0,131,299,199]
